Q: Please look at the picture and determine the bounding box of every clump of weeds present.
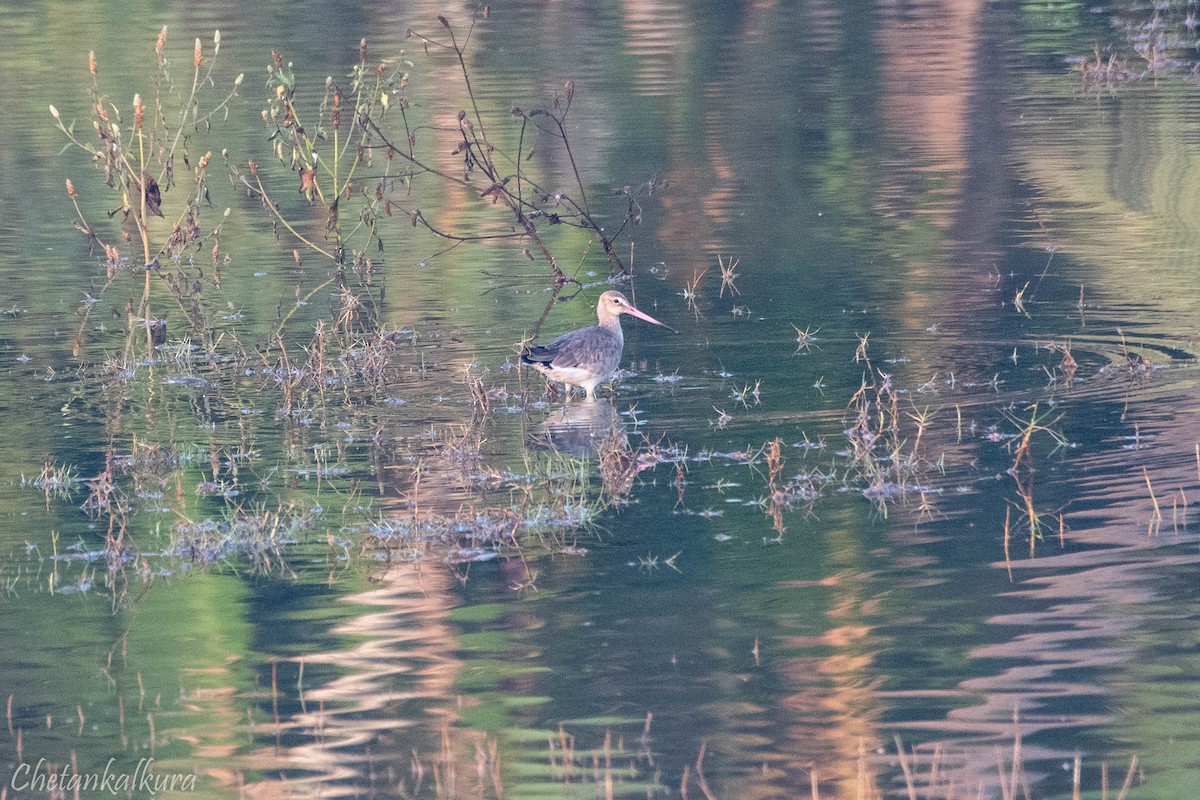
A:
[23,458,80,502]
[1071,4,1200,90]
[37,12,676,594]
[51,29,242,356]
[170,504,311,576]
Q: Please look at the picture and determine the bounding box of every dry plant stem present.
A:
[365,115,567,283]
[693,741,718,800]
[381,14,638,281]
[1142,466,1162,533]
[894,736,917,800]
[444,19,492,157]
[134,106,158,355]
[1114,754,1138,800]
[244,170,336,260]
[1009,708,1024,799]
[522,106,636,273]
[157,32,241,189]
[1003,506,1013,581]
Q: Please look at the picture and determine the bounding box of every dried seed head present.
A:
[457,109,466,122]
[66,179,75,197]
[359,38,367,62]
[156,26,167,55]
[213,29,221,55]
[248,159,258,176]
[134,94,144,129]
[234,73,244,88]
[194,38,202,68]
[199,151,211,169]
[272,50,283,70]
[484,5,490,18]
[404,28,412,39]
[88,50,97,75]
[49,104,60,120]
[438,15,449,28]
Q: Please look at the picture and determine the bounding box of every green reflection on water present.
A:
[4,0,1200,797]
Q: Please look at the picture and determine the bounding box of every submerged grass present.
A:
[0,679,1141,800]
[170,503,313,571]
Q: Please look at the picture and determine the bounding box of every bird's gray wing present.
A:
[521,329,604,369]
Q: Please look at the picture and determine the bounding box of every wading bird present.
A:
[522,291,675,400]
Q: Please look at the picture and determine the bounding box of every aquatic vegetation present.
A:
[22,458,80,500]
[717,254,742,298]
[15,6,1195,800]
[1072,5,1200,89]
[50,28,242,350]
[170,505,313,572]
[0,677,1140,800]
[249,40,395,267]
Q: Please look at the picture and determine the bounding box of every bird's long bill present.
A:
[626,304,678,334]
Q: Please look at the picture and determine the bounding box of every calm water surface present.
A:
[2,0,1200,798]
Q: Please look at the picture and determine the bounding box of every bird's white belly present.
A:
[532,363,606,389]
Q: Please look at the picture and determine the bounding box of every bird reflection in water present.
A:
[534,398,653,498]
